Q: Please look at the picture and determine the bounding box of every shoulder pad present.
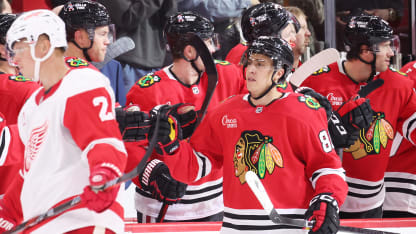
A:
[312,66,330,76]
[8,75,31,82]
[214,60,231,66]
[136,73,161,88]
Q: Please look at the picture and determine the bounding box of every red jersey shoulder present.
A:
[401,61,416,75]
[65,57,99,72]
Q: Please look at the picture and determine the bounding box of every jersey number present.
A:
[319,130,333,153]
[93,96,114,121]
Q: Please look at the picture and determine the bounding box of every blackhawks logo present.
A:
[312,66,330,75]
[137,73,161,88]
[9,75,31,82]
[298,96,321,110]
[233,130,283,184]
[66,58,89,67]
[344,112,394,159]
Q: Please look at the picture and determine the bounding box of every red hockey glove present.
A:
[116,105,151,142]
[305,193,340,234]
[149,105,183,155]
[139,159,187,205]
[81,164,121,213]
[296,87,333,119]
[0,200,16,232]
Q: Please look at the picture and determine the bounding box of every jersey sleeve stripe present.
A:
[81,138,127,161]
[0,127,11,166]
[310,168,346,189]
[403,112,416,144]
[193,150,212,181]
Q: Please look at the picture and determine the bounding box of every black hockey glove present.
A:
[305,193,340,234]
[149,105,183,155]
[115,105,151,142]
[139,159,187,205]
[166,103,198,139]
[296,87,332,119]
[329,98,373,148]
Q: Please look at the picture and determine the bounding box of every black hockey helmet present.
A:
[59,0,112,41]
[344,15,393,55]
[241,3,300,43]
[164,12,215,58]
[246,36,294,80]
[0,13,16,45]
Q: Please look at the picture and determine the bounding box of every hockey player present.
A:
[125,12,247,223]
[301,15,416,218]
[58,0,126,105]
[226,2,299,67]
[382,60,416,218]
[151,36,347,234]
[0,10,127,233]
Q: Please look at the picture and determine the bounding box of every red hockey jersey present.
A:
[302,61,416,213]
[126,61,247,221]
[158,93,347,233]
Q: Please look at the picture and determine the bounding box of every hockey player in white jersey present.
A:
[0,9,127,233]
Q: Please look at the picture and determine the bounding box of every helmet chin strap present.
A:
[181,51,203,78]
[30,43,55,83]
[358,51,376,82]
[72,39,93,62]
[250,70,277,100]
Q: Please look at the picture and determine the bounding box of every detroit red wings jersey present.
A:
[383,61,416,214]
[126,61,247,221]
[6,63,127,233]
[302,61,416,213]
[159,93,347,233]
[0,73,40,124]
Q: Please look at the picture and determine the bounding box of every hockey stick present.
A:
[290,48,340,88]
[155,34,219,222]
[245,171,399,234]
[91,36,135,69]
[6,112,161,234]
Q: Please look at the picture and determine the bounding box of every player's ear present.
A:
[35,35,51,57]
[273,68,285,83]
[183,44,197,61]
[74,29,90,47]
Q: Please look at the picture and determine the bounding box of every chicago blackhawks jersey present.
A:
[159,93,347,233]
[6,57,127,233]
[301,61,416,213]
[383,61,416,215]
[126,60,247,221]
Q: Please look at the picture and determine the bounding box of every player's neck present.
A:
[344,60,372,83]
[65,43,86,61]
[293,54,301,69]
[171,60,200,85]
[40,55,70,90]
[0,61,17,75]
[249,88,283,106]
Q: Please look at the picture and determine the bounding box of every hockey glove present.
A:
[139,159,187,205]
[296,87,332,119]
[116,105,151,142]
[81,164,121,213]
[149,105,183,155]
[167,103,198,139]
[305,193,340,234]
[329,98,373,148]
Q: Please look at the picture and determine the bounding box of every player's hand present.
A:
[116,105,151,142]
[337,97,373,132]
[149,105,183,155]
[305,193,340,234]
[81,164,121,213]
[139,159,187,205]
[167,103,197,139]
[328,112,359,148]
[296,87,332,119]
[0,200,16,232]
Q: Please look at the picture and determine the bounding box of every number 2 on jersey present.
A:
[93,96,114,121]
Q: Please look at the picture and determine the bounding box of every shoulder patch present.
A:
[137,73,161,88]
[312,66,330,75]
[276,80,288,90]
[297,95,321,110]
[389,67,407,76]
[214,60,231,66]
[8,75,31,82]
[66,57,89,68]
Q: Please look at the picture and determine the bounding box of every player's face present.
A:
[280,23,296,48]
[375,41,394,72]
[87,26,110,62]
[245,53,275,97]
[294,15,311,55]
[9,40,34,78]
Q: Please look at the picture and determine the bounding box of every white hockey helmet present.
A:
[6,9,67,81]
